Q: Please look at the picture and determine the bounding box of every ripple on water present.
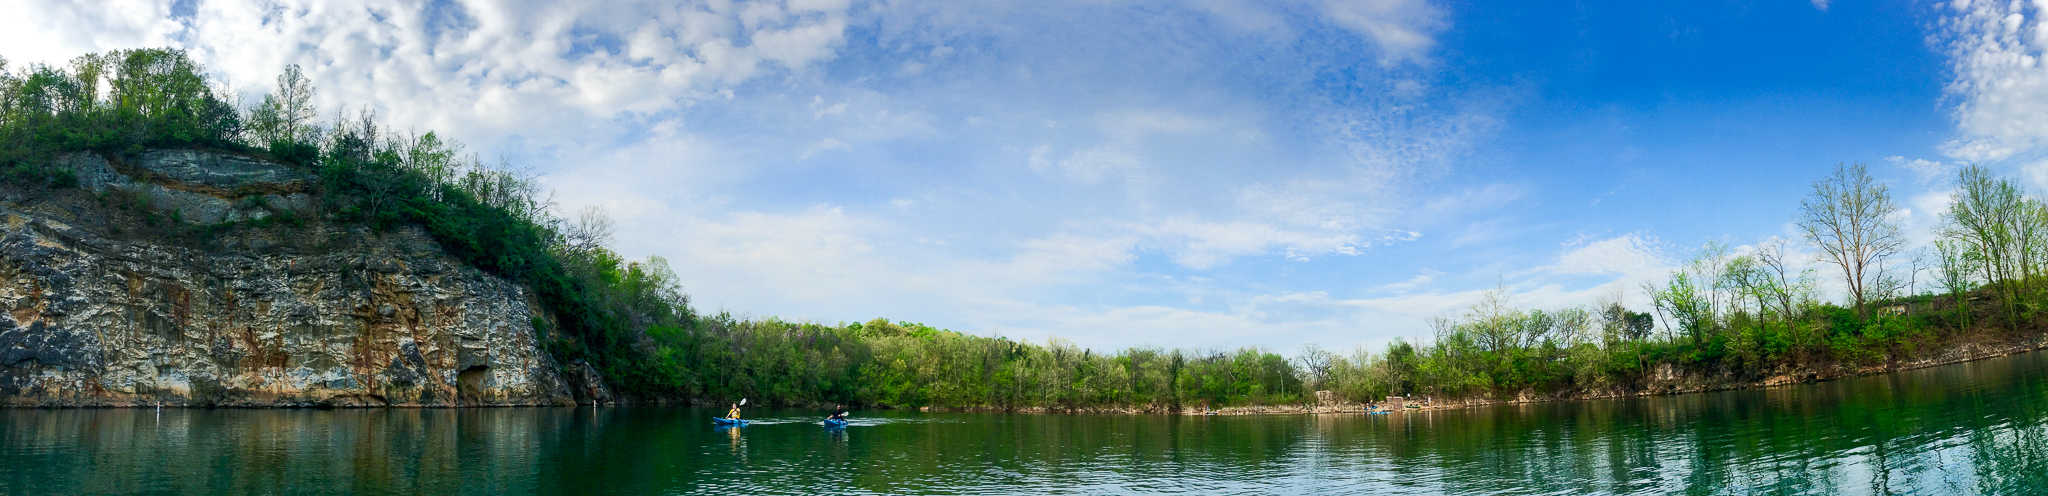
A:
[10,352,2048,494]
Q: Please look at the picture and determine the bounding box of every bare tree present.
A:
[1907,247,1929,297]
[1753,237,1815,319]
[565,205,615,253]
[1294,345,1336,390]
[1933,238,1975,329]
[1798,163,1903,317]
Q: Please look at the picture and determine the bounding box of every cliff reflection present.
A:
[2,348,2048,495]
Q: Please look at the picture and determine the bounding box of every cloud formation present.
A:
[1936,0,2048,164]
[1,0,1654,353]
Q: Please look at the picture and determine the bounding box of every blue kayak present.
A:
[822,418,848,428]
[713,417,749,426]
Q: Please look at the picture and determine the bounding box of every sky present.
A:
[4,0,2047,354]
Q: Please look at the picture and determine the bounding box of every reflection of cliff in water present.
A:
[4,351,2048,494]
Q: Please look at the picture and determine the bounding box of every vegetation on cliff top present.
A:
[3,48,2046,410]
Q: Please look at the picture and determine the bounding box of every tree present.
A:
[1798,163,1903,317]
[248,64,316,145]
[1381,340,1419,396]
[1294,345,1336,391]
[1598,296,1655,344]
[1934,238,1975,330]
[1945,165,2038,329]
[1625,310,1655,341]
[565,205,615,253]
[1720,253,1769,324]
[1650,271,1712,345]
[1466,287,1519,353]
[1754,237,1815,319]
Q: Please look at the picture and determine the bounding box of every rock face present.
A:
[0,150,578,407]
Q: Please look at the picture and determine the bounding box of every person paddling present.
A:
[727,402,743,420]
[826,405,848,422]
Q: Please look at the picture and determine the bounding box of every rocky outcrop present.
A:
[0,149,579,407]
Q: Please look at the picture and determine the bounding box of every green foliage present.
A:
[0,49,242,187]
[13,48,2048,412]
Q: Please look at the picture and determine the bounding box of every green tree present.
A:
[1946,165,2039,330]
[247,64,316,146]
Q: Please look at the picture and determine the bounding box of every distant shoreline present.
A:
[904,334,2048,417]
[9,337,2043,411]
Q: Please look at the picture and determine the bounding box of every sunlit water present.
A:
[7,351,2048,494]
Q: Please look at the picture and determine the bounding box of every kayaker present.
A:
[826,405,848,421]
[727,403,742,420]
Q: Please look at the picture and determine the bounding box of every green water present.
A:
[7,351,2048,494]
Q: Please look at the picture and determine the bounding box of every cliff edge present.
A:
[0,149,587,407]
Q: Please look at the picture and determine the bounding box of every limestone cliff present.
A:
[0,149,584,407]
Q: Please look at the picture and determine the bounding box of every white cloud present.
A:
[650,205,899,315]
[1318,0,1448,65]
[1544,233,1671,277]
[4,0,1501,353]
[0,0,179,67]
[1376,269,1443,293]
[811,96,848,118]
[1935,0,2048,163]
[1811,0,1831,11]
[1141,218,1364,269]
[1887,155,1953,183]
[1899,188,1957,253]
[1028,109,1217,186]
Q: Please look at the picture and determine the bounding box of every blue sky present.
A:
[9,0,2048,353]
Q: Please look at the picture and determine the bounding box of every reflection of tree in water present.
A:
[1278,350,2048,493]
[1968,410,2048,492]
[11,352,2048,495]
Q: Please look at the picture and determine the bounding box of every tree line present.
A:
[1295,163,2048,403]
[5,48,2045,410]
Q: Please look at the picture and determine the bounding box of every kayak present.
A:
[1365,410,1391,415]
[713,417,749,426]
[822,418,848,428]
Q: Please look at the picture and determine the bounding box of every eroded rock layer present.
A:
[0,150,576,407]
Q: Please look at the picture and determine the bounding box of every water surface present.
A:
[7,350,2048,494]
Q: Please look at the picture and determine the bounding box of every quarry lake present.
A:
[6,351,2048,495]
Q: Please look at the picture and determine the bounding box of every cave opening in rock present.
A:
[457,366,489,406]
